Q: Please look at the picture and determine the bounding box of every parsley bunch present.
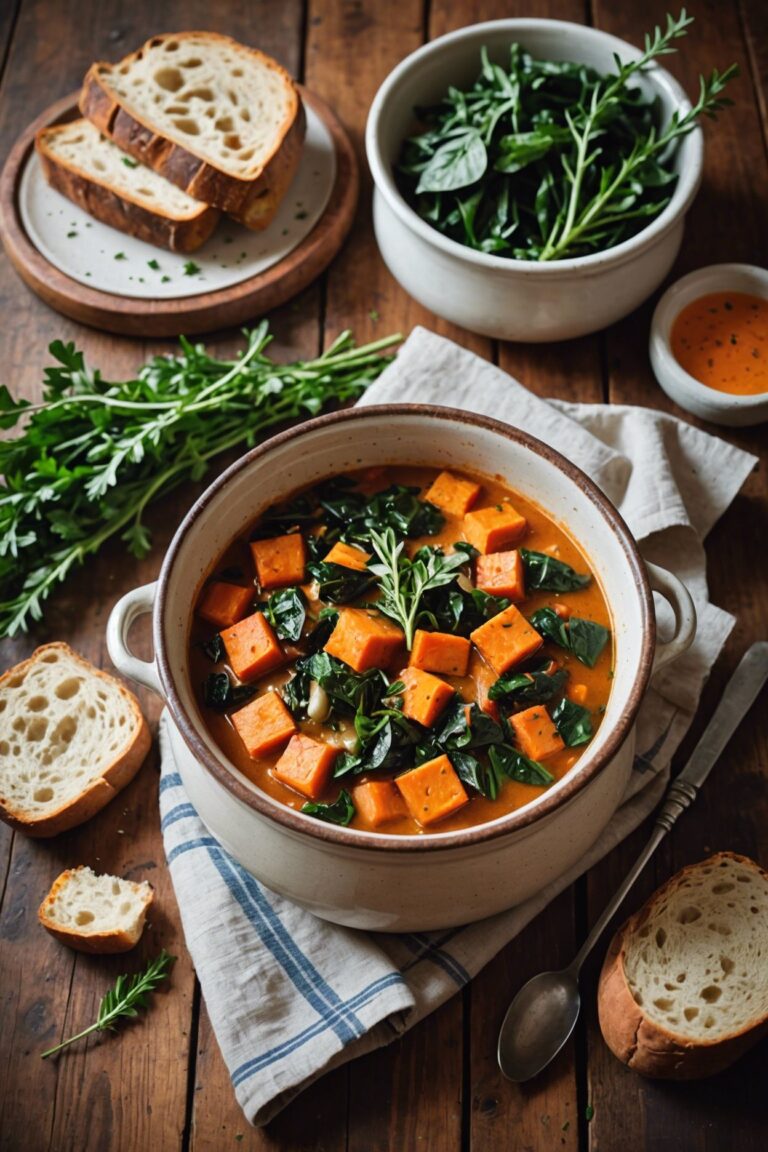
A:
[0,324,399,637]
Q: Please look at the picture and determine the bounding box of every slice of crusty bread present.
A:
[39,866,153,953]
[80,31,306,229]
[0,643,150,838]
[598,852,768,1079]
[36,118,220,253]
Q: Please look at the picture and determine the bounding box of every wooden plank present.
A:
[313,0,490,360]
[468,892,579,1152]
[588,2,768,1149]
[739,0,768,146]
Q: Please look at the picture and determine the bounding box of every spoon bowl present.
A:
[497,968,581,1082]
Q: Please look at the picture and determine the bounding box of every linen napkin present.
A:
[159,327,757,1126]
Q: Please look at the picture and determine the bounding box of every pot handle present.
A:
[646,562,697,674]
[106,581,163,697]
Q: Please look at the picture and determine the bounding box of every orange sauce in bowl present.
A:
[670,291,768,395]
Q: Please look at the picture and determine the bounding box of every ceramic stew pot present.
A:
[107,406,696,931]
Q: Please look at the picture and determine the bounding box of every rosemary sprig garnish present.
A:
[367,527,467,649]
[41,949,175,1059]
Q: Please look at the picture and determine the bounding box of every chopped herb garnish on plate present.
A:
[121,156,139,168]
[147,259,160,270]
[183,260,201,276]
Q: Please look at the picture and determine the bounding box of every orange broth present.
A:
[189,466,614,836]
[670,291,768,395]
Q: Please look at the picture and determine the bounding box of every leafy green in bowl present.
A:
[396,12,735,262]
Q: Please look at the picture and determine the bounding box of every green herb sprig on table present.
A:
[0,324,400,638]
[397,10,736,261]
[41,950,174,1059]
[367,527,468,649]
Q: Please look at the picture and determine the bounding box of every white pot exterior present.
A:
[168,717,634,930]
[109,408,694,931]
[366,20,702,342]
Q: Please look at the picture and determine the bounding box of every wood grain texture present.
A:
[0,1,766,1150]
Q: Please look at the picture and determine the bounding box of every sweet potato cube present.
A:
[231,691,297,758]
[197,581,254,629]
[462,504,527,554]
[351,780,407,828]
[468,649,500,721]
[273,734,338,800]
[324,608,405,672]
[250,533,306,591]
[323,541,372,571]
[410,630,471,676]
[568,683,589,705]
[424,470,481,518]
[475,550,525,600]
[395,754,469,827]
[398,666,454,728]
[470,604,542,675]
[509,705,565,761]
[221,611,284,681]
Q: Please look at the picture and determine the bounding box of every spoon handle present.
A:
[569,642,768,975]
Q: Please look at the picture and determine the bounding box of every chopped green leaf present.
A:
[183,260,201,276]
[551,697,593,746]
[147,259,161,271]
[203,672,256,712]
[488,743,554,787]
[529,608,610,668]
[121,156,139,169]
[301,790,355,825]
[114,252,127,261]
[259,587,306,642]
[520,549,590,593]
[307,559,375,605]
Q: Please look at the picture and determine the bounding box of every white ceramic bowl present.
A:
[107,406,695,931]
[650,263,768,426]
[365,19,704,342]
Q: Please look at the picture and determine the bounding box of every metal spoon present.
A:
[497,641,768,1082]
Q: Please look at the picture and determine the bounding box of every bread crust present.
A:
[38,867,154,954]
[0,642,151,838]
[35,125,220,253]
[597,852,768,1079]
[79,32,306,229]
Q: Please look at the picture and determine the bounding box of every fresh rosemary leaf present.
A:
[41,950,174,1059]
[367,528,467,648]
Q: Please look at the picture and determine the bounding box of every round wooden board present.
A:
[0,87,358,337]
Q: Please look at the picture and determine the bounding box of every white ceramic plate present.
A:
[18,103,335,300]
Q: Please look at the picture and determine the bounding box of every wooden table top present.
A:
[0,2,766,1150]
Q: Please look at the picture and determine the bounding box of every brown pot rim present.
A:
[155,403,655,853]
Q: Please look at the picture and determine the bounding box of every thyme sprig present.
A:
[368,527,467,649]
[0,324,400,637]
[41,950,175,1059]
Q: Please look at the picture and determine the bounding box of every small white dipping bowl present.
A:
[366,19,703,342]
[650,263,768,426]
